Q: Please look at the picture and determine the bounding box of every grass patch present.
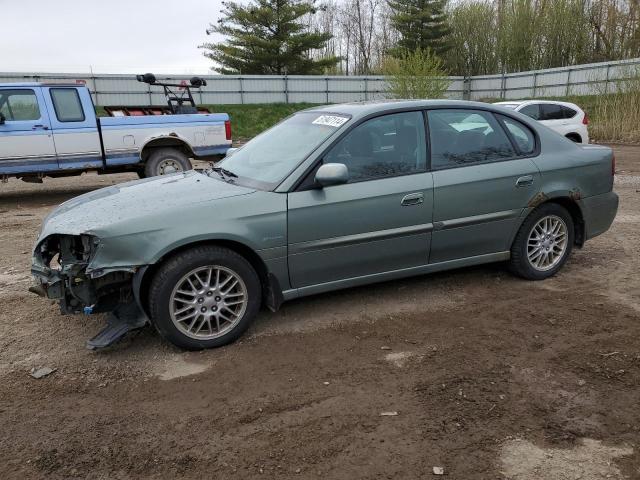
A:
[213,103,320,141]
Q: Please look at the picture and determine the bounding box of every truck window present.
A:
[50,88,85,122]
[0,89,41,121]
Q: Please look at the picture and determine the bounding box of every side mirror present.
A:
[315,163,349,187]
[0,113,5,125]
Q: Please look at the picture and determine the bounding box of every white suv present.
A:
[494,100,590,144]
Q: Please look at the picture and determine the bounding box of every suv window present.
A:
[324,111,426,182]
[539,104,564,121]
[0,89,40,121]
[498,115,536,155]
[427,109,515,169]
[519,104,540,120]
[50,88,85,122]
[561,106,577,119]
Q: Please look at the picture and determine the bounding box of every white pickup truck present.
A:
[0,80,232,182]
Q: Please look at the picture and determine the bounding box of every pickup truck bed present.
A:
[0,83,232,180]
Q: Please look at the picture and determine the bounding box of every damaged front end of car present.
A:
[31,234,148,348]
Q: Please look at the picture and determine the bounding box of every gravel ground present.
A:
[0,146,639,479]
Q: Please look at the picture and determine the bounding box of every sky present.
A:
[0,0,226,74]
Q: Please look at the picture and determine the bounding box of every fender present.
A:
[139,132,196,160]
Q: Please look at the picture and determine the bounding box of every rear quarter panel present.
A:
[532,142,613,200]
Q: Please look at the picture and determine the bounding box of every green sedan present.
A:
[31,100,619,350]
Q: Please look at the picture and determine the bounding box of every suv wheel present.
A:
[148,246,261,350]
[509,203,574,280]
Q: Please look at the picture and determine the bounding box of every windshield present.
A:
[217,112,349,189]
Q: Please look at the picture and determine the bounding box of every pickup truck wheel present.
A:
[144,147,192,177]
[509,203,574,280]
[148,246,261,350]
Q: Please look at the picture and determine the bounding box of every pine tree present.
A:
[200,0,340,74]
[387,0,450,57]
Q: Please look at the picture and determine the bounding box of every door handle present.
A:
[516,175,534,187]
[32,124,49,130]
[401,192,424,206]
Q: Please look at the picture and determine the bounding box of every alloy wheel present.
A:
[169,266,248,339]
[526,215,568,272]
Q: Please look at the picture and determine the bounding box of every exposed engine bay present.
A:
[31,234,147,348]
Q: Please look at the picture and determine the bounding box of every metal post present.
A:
[565,68,572,97]
[284,75,289,104]
[462,76,471,100]
[325,77,329,104]
[604,64,611,95]
[239,77,244,104]
[500,71,506,99]
[93,75,99,106]
[364,77,368,101]
[532,72,538,98]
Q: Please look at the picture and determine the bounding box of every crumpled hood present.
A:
[39,171,255,241]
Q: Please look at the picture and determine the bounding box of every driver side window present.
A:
[0,89,41,122]
[324,111,427,182]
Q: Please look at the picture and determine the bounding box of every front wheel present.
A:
[509,203,574,280]
[148,246,261,350]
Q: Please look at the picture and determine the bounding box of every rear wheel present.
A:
[143,147,192,177]
[148,246,261,350]
[509,203,574,280]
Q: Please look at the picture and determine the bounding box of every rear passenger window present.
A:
[519,104,540,120]
[540,104,563,120]
[50,88,85,122]
[498,115,536,155]
[561,106,577,119]
[427,109,515,169]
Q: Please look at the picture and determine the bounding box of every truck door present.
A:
[42,86,103,170]
[0,87,58,175]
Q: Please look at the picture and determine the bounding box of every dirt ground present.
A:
[0,146,639,480]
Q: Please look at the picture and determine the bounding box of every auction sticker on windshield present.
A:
[312,115,349,128]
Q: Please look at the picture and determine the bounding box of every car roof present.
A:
[495,99,582,110]
[0,82,84,88]
[301,99,515,118]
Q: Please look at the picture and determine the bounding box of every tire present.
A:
[509,203,574,280]
[148,246,261,350]
[143,147,192,177]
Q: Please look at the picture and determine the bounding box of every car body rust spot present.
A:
[528,192,548,208]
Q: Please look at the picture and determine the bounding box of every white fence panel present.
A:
[1,57,638,106]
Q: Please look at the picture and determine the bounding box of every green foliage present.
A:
[445,1,498,76]
[444,0,640,75]
[495,0,592,72]
[200,0,340,74]
[381,48,450,99]
[388,0,450,56]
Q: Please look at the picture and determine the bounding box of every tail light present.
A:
[582,112,589,125]
[612,153,616,176]
[225,120,232,141]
